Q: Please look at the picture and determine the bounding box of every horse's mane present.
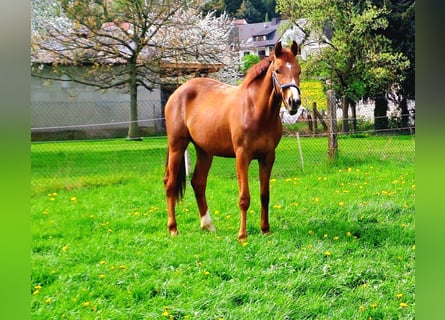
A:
[242,56,273,87]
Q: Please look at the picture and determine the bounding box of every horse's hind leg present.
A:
[191,147,216,232]
[164,141,189,236]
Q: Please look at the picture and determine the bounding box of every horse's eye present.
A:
[275,69,281,74]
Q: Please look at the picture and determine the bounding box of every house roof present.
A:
[236,19,286,49]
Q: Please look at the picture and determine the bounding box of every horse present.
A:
[163,41,302,241]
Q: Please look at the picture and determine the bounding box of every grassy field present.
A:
[31,136,415,319]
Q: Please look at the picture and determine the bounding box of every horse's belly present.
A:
[192,132,235,157]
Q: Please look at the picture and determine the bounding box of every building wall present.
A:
[31,66,163,140]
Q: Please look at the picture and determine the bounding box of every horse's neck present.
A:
[254,70,282,118]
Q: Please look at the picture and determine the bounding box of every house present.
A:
[232,18,325,61]
[233,18,307,60]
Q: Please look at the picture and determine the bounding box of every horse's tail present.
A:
[165,149,186,204]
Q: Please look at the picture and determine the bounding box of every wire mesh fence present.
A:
[31,97,415,191]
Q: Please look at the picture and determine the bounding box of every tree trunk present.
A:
[399,96,409,133]
[350,100,357,132]
[342,96,349,133]
[127,63,140,139]
[374,95,388,133]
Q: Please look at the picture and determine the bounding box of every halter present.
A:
[271,70,301,98]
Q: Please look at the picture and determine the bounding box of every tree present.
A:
[276,0,410,132]
[31,0,232,139]
[240,53,260,74]
[374,0,415,132]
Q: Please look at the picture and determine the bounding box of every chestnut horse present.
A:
[164,41,301,240]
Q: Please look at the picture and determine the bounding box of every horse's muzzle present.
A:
[286,93,301,115]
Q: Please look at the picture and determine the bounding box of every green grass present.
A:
[31,136,415,319]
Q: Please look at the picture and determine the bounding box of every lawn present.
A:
[31,136,415,319]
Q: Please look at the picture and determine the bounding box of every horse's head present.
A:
[271,41,302,115]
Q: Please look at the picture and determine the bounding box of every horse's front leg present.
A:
[191,148,216,232]
[258,153,275,235]
[235,150,251,241]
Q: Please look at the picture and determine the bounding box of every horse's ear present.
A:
[274,41,283,57]
[291,41,300,56]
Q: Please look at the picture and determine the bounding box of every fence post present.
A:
[327,90,338,160]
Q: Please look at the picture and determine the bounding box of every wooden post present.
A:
[327,90,338,160]
[312,102,318,135]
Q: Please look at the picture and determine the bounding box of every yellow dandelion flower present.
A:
[371,303,378,308]
[412,245,416,250]
[70,197,77,202]
[34,285,42,290]
[33,290,40,295]
[99,260,106,265]
[242,242,248,247]
[346,231,352,237]
[399,302,408,308]
[162,311,169,316]
[204,271,210,276]
[324,251,331,256]
[323,234,328,238]
[119,265,127,270]
[347,167,352,172]
[359,305,366,311]
[62,245,68,251]
[308,230,314,235]
[99,274,105,279]
[45,298,52,303]
[273,204,282,209]
[338,201,345,206]
[333,236,339,241]
[396,293,403,299]
[82,301,90,307]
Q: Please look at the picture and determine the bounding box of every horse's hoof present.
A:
[238,234,247,242]
[170,230,178,237]
[201,224,216,232]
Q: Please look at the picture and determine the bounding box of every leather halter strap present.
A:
[271,70,301,98]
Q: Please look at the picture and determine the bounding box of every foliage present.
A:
[240,53,261,74]
[31,137,414,319]
[203,0,278,23]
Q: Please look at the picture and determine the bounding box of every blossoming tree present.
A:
[31,0,233,139]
